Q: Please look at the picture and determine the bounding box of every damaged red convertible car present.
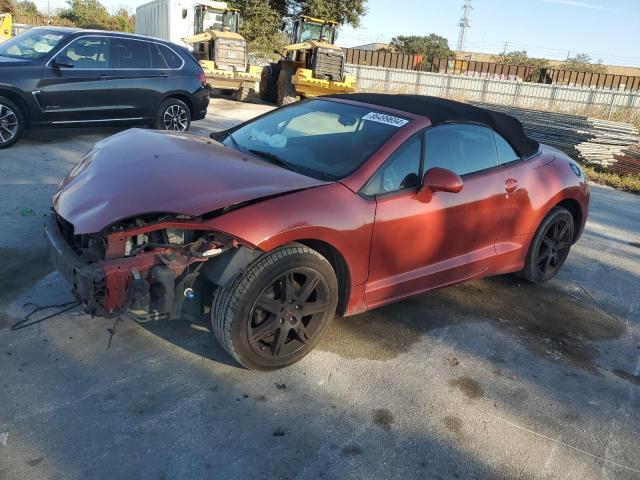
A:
[46,94,589,370]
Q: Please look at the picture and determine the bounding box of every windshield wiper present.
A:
[247,149,293,170]
[226,132,242,151]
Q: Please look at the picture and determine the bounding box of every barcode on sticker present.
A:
[362,112,409,127]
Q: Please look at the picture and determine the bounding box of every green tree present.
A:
[15,0,39,16]
[232,0,286,56]
[289,0,367,26]
[389,34,453,71]
[107,8,135,32]
[561,53,606,73]
[59,0,110,28]
[493,50,549,81]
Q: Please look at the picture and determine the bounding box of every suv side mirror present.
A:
[417,167,463,202]
[53,55,74,69]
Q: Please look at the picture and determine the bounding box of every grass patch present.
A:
[583,166,640,195]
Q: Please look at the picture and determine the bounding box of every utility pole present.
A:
[456,0,473,52]
[502,41,509,55]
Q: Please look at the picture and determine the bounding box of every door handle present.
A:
[98,75,114,80]
[505,178,518,193]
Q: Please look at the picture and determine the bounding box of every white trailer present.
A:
[135,0,228,48]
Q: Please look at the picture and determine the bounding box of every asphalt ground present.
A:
[1,97,639,480]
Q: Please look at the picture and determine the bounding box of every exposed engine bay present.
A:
[49,212,260,323]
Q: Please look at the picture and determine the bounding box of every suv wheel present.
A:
[155,98,191,132]
[0,97,24,149]
[211,244,338,370]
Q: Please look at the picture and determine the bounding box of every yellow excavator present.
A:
[0,13,12,43]
[183,3,261,102]
[260,15,356,106]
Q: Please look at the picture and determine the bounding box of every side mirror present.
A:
[53,55,74,69]
[417,167,463,202]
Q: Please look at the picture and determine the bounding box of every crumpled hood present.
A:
[53,128,328,234]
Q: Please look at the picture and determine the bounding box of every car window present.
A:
[150,43,168,68]
[58,37,110,69]
[494,131,520,164]
[157,44,183,69]
[424,124,498,176]
[0,29,66,60]
[362,134,422,196]
[115,39,152,69]
[222,99,407,181]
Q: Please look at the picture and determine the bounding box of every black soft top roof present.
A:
[326,93,539,158]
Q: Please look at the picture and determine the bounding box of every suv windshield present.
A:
[222,99,409,180]
[0,29,67,60]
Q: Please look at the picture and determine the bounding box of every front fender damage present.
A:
[46,212,263,322]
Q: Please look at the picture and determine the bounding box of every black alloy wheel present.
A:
[519,206,575,283]
[536,216,573,278]
[211,244,338,370]
[249,268,329,360]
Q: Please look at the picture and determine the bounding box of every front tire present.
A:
[260,63,279,103]
[154,98,191,132]
[519,206,575,283]
[0,97,25,149]
[211,244,338,370]
[277,66,299,107]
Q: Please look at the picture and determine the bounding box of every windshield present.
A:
[202,9,224,31]
[299,22,334,43]
[0,29,66,60]
[222,100,409,180]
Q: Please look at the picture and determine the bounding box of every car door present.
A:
[364,124,513,308]
[38,36,117,123]
[112,38,173,119]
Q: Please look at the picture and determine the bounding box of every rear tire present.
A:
[518,207,575,283]
[154,98,191,132]
[0,96,25,149]
[260,63,279,103]
[211,244,338,370]
[277,66,299,107]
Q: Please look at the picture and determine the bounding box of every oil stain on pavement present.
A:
[319,276,625,373]
[449,376,484,399]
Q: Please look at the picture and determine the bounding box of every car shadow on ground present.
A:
[139,273,629,375]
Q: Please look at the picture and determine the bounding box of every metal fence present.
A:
[346,64,640,119]
[343,48,421,71]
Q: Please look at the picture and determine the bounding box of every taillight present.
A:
[199,71,207,85]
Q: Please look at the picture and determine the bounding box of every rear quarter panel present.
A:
[506,150,589,238]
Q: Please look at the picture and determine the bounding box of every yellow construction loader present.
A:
[0,13,12,43]
[260,16,356,106]
[183,4,261,102]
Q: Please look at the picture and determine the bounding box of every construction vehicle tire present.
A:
[277,66,299,107]
[260,64,279,103]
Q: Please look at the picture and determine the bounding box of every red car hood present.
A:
[53,129,327,234]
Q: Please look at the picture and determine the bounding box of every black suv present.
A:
[0,27,210,148]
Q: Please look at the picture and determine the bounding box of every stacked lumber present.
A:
[471,102,640,174]
[611,144,640,175]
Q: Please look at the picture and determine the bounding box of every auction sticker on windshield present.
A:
[362,112,409,127]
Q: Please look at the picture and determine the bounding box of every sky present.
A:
[34,0,640,67]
